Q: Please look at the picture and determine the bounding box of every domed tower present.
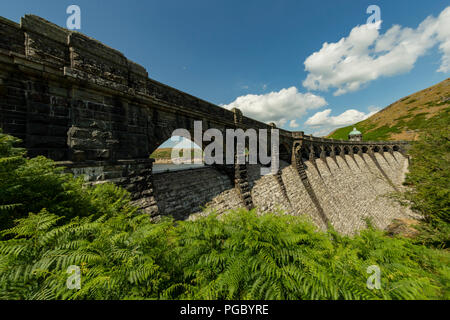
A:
[348,127,362,141]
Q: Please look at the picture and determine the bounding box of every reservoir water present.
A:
[153,163,205,173]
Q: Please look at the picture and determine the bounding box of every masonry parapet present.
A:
[0,14,414,225]
[0,14,411,168]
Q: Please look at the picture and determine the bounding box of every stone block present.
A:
[0,16,25,54]
[27,135,67,148]
[68,32,128,85]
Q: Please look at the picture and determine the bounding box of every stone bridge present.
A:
[0,15,412,233]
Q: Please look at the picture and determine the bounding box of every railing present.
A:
[298,133,409,146]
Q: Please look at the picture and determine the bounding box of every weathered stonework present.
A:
[175,151,415,235]
[0,15,414,234]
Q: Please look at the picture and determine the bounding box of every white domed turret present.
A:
[348,127,362,141]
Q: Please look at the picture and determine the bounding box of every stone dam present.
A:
[0,15,415,234]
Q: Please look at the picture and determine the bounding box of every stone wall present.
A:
[151,167,244,219]
[0,15,289,163]
[0,14,415,234]
[61,158,158,214]
[150,152,416,234]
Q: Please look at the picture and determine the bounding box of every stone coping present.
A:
[55,158,155,168]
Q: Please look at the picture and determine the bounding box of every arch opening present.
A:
[301,146,310,161]
[325,146,332,157]
[313,145,321,158]
[279,143,291,163]
[151,136,204,173]
[334,146,341,155]
[344,146,350,155]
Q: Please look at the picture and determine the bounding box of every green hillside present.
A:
[327,78,450,141]
[151,148,202,160]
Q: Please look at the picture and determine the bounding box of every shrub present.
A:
[0,130,135,231]
[403,112,450,223]
[0,130,448,300]
[0,209,448,300]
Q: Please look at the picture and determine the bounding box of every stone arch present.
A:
[352,146,360,154]
[313,145,321,158]
[300,145,310,161]
[324,145,332,157]
[334,146,341,156]
[279,143,291,163]
[293,142,302,156]
[152,136,204,173]
[361,146,369,153]
[372,146,381,153]
[343,146,350,155]
[383,145,390,152]
[148,114,214,156]
[393,145,400,152]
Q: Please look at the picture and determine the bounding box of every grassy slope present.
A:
[150,148,202,160]
[327,78,450,141]
[150,148,172,159]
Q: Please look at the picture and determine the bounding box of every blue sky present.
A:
[1,0,449,147]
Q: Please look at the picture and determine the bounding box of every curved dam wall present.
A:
[151,151,414,234]
[151,167,244,220]
[0,15,413,235]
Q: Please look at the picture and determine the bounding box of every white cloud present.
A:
[367,105,379,113]
[221,86,327,127]
[278,119,287,127]
[436,7,450,72]
[303,6,450,96]
[172,137,202,149]
[158,136,202,149]
[305,108,378,126]
[289,119,299,128]
[305,107,379,136]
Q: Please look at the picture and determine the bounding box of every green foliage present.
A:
[0,130,26,216]
[401,110,450,247]
[150,148,173,159]
[150,148,202,160]
[0,209,172,299]
[329,122,403,141]
[411,221,450,249]
[327,122,394,141]
[0,209,448,300]
[0,130,449,300]
[327,125,360,140]
[328,107,449,141]
[0,130,135,231]
[165,210,449,300]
